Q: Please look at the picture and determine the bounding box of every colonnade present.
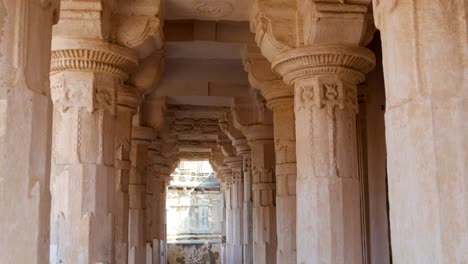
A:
[0,1,466,264]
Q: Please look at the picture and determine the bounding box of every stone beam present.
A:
[164,20,255,43]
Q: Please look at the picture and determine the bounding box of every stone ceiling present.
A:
[163,0,252,21]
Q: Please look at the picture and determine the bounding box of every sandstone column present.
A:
[148,143,171,264]
[220,166,234,264]
[234,139,254,264]
[114,86,140,264]
[272,46,375,264]
[373,1,467,263]
[49,39,137,263]
[231,98,277,264]
[225,156,245,264]
[249,136,277,264]
[244,49,297,263]
[251,1,376,262]
[128,126,154,264]
[0,1,59,263]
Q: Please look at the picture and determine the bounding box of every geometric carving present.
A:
[195,0,234,18]
[50,74,117,114]
[272,45,376,86]
[50,47,138,81]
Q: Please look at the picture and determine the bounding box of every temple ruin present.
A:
[0,0,466,264]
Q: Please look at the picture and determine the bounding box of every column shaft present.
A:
[221,167,234,264]
[250,140,277,264]
[242,154,253,264]
[50,69,124,263]
[374,1,467,262]
[0,1,58,263]
[226,157,244,264]
[270,99,297,263]
[128,141,148,264]
[114,86,139,264]
[294,77,362,263]
[147,149,170,264]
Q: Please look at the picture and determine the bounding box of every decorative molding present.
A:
[50,47,138,80]
[195,0,234,18]
[50,74,117,114]
[117,85,141,113]
[272,45,376,86]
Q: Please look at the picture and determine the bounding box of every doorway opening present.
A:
[166,160,223,264]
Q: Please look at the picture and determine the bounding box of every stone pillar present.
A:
[373,1,467,263]
[220,166,234,264]
[225,156,244,264]
[268,95,296,263]
[114,86,140,264]
[250,1,376,262]
[0,1,59,263]
[234,139,253,264]
[128,126,154,264]
[248,135,277,264]
[49,39,137,263]
[272,46,375,263]
[148,144,171,264]
[244,49,297,263]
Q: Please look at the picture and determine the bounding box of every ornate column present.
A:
[373,1,467,263]
[225,156,244,264]
[232,95,277,264]
[219,114,254,264]
[114,86,140,264]
[251,1,375,262]
[234,139,254,264]
[244,47,297,263]
[0,1,59,263]
[219,166,234,264]
[249,136,277,264]
[49,40,137,263]
[128,126,154,264]
[148,142,171,264]
[49,1,163,262]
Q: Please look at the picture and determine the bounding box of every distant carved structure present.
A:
[0,1,465,264]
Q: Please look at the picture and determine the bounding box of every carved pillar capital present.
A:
[225,156,244,183]
[250,0,374,62]
[51,40,138,80]
[232,138,251,157]
[273,45,375,86]
[243,45,294,112]
[131,126,156,145]
[220,166,233,187]
[118,85,141,114]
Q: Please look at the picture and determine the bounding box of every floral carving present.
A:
[295,76,345,111]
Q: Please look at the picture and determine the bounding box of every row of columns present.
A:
[0,1,465,264]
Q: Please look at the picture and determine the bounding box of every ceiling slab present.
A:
[164,0,252,21]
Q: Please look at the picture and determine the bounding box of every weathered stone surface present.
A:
[167,243,221,264]
[244,47,297,263]
[0,1,59,263]
[374,1,467,263]
[0,1,464,264]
